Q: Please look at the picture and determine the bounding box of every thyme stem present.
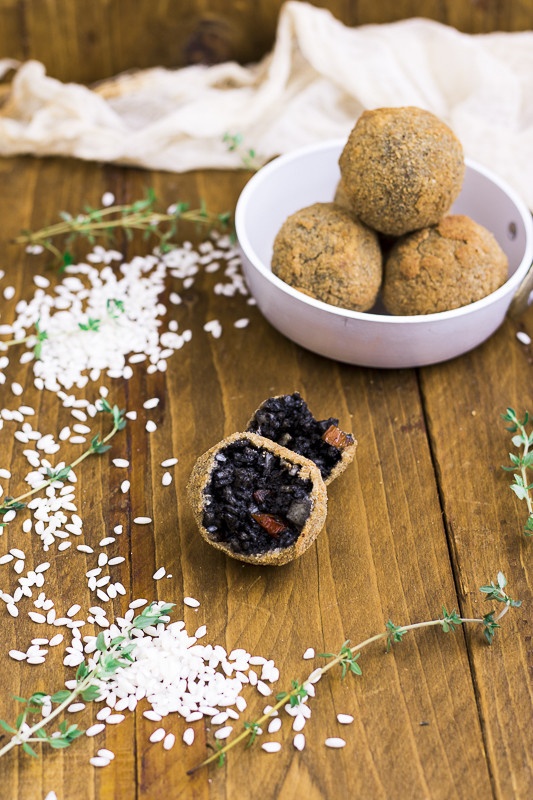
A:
[0,674,93,759]
[188,579,519,775]
[0,399,126,521]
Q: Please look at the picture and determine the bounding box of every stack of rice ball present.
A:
[271,106,508,315]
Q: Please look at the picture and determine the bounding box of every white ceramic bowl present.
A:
[235,140,533,368]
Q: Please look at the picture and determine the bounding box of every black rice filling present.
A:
[247,392,348,481]
[202,439,313,555]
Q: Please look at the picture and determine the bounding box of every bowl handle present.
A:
[508,259,533,319]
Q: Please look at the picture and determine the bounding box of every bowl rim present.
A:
[235,139,533,325]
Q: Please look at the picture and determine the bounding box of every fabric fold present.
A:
[0,1,531,208]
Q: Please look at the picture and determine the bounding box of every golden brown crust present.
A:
[186,431,328,566]
[323,438,357,485]
[339,106,465,237]
[271,202,382,312]
[382,214,508,315]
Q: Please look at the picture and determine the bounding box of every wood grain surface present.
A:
[0,152,531,800]
[0,0,532,83]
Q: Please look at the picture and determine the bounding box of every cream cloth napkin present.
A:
[1,1,532,208]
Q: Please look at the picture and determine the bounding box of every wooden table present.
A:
[0,153,531,800]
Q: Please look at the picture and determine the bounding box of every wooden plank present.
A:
[0,0,531,84]
[0,153,507,799]
[420,319,533,799]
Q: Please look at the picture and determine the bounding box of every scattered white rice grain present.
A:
[112,458,129,468]
[149,728,166,743]
[73,423,91,434]
[2,509,17,523]
[292,715,306,732]
[203,319,222,338]
[49,634,64,646]
[262,742,282,753]
[33,275,50,288]
[184,596,200,608]
[0,554,14,565]
[67,703,85,713]
[99,537,115,546]
[143,398,160,410]
[67,604,81,617]
[121,480,130,493]
[303,647,315,659]
[337,714,354,725]
[96,707,112,720]
[145,420,157,433]
[143,710,162,722]
[134,517,152,525]
[183,728,195,746]
[234,318,249,329]
[0,468,11,479]
[214,726,232,740]
[162,472,172,486]
[129,598,148,609]
[163,733,175,750]
[3,286,16,300]
[268,717,282,734]
[308,668,322,683]
[325,737,346,748]
[517,331,531,345]
[153,567,166,580]
[22,518,32,533]
[86,723,106,737]
[293,733,306,751]
[114,525,123,534]
[211,712,229,725]
[89,756,110,768]
[161,458,178,467]
[108,556,125,566]
[27,655,47,665]
[248,670,258,686]
[9,649,27,661]
[6,603,19,617]
[97,748,115,761]
[28,611,46,623]
[58,541,72,551]
[257,680,272,697]
[125,411,137,420]
[11,382,23,396]
[101,192,115,207]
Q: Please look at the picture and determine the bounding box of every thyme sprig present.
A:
[0,398,126,526]
[223,132,262,171]
[502,408,533,536]
[0,602,174,759]
[15,189,232,269]
[188,574,520,774]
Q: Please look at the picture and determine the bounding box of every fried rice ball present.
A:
[271,202,382,312]
[339,106,465,236]
[382,214,508,315]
